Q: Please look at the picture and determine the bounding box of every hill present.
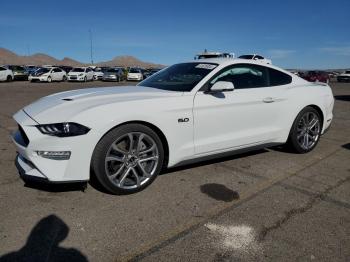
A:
[0,47,163,68]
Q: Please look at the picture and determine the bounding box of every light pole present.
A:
[89,29,93,65]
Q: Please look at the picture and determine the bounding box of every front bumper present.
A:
[12,110,91,183]
[13,74,28,80]
[127,76,142,81]
[102,75,118,81]
[29,76,48,82]
[68,75,85,81]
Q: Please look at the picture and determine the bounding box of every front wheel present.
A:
[91,124,164,194]
[286,107,322,153]
[6,75,13,82]
[47,76,52,83]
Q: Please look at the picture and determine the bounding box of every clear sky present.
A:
[1,0,349,69]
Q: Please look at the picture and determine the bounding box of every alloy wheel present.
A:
[296,112,320,150]
[104,132,159,190]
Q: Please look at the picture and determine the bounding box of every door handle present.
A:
[263,97,275,103]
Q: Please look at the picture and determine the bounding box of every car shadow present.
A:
[334,95,350,102]
[23,180,88,193]
[200,183,240,202]
[0,214,88,262]
[342,143,350,150]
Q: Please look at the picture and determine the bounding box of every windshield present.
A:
[106,69,118,73]
[129,68,141,73]
[138,63,217,92]
[36,68,50,74]
[238,55,254,59]
[9,65,25,71]
[71,68,85,72]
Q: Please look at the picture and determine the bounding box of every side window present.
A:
[255,55,264,60]
[53,68,60,72]
[210,64,269,89]
[269,68,292,86]
[0,67,5,71]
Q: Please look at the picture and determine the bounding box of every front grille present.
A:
[18,125,30,146]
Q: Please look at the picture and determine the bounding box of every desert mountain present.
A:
[97,55,164,68]
[0,48,163,68]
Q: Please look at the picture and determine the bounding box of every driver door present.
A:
[193,64,287,155]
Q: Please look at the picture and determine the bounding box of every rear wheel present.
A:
[6,75,13,82]
[47,76,52,83]
[91,124,164,194]
[286,107,322,153]
[62,75,67,82]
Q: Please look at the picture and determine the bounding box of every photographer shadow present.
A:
[0,214,88,262]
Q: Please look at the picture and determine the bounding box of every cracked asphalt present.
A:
[0,80,349,262]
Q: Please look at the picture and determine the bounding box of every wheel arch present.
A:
[287,104,325,139]
[307,104,324,128]
[94,120,170,169]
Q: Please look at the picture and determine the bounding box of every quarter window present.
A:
[268,68,292,86]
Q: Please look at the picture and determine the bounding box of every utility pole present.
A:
[26,44,30,56]
[89,29,94,65]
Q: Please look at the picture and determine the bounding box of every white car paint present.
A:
[0,66,13,81]
[127,69,143,81]
[67,67,94,82]
[12,58,333,184]
[238,54,272,64]
[29,67,67,82]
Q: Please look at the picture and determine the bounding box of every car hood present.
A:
[68,72,85,76]
[22,86,182,123]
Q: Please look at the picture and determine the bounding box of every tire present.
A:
[117,76,120,82]
[62,76,67,82]
[286,106,322,153]
[84,76,87,82]
[47,76,52,83]
[91,124,164,194]
[6,75,13,82]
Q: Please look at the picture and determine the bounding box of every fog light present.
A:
[37,151,71,160]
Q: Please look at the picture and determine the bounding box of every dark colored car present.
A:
[337,71,350,82]
[58,66,73,74]
[301,71,329,83]
[24,65,39,76]
[5,65,29,80]
[102,68,125,82]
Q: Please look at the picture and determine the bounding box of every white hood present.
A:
[22,86,182,123]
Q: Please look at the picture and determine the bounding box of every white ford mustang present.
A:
[12,59,334,194]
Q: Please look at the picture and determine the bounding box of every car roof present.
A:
[186,58,295,77]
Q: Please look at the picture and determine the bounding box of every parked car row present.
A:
[289,70,350,83]
[0,64,162,83]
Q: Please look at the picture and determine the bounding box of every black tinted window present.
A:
[269,68,292,86]
[211,64,269,89]
[0,67,5,71]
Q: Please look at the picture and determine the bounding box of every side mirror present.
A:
[206,81,234,94]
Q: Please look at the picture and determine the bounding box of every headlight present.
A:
[36,123,90,137]
[79,73,84,76]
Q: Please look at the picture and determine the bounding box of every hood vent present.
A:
[62,98,73,101]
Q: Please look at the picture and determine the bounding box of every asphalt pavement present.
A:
[0,80,349,261]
